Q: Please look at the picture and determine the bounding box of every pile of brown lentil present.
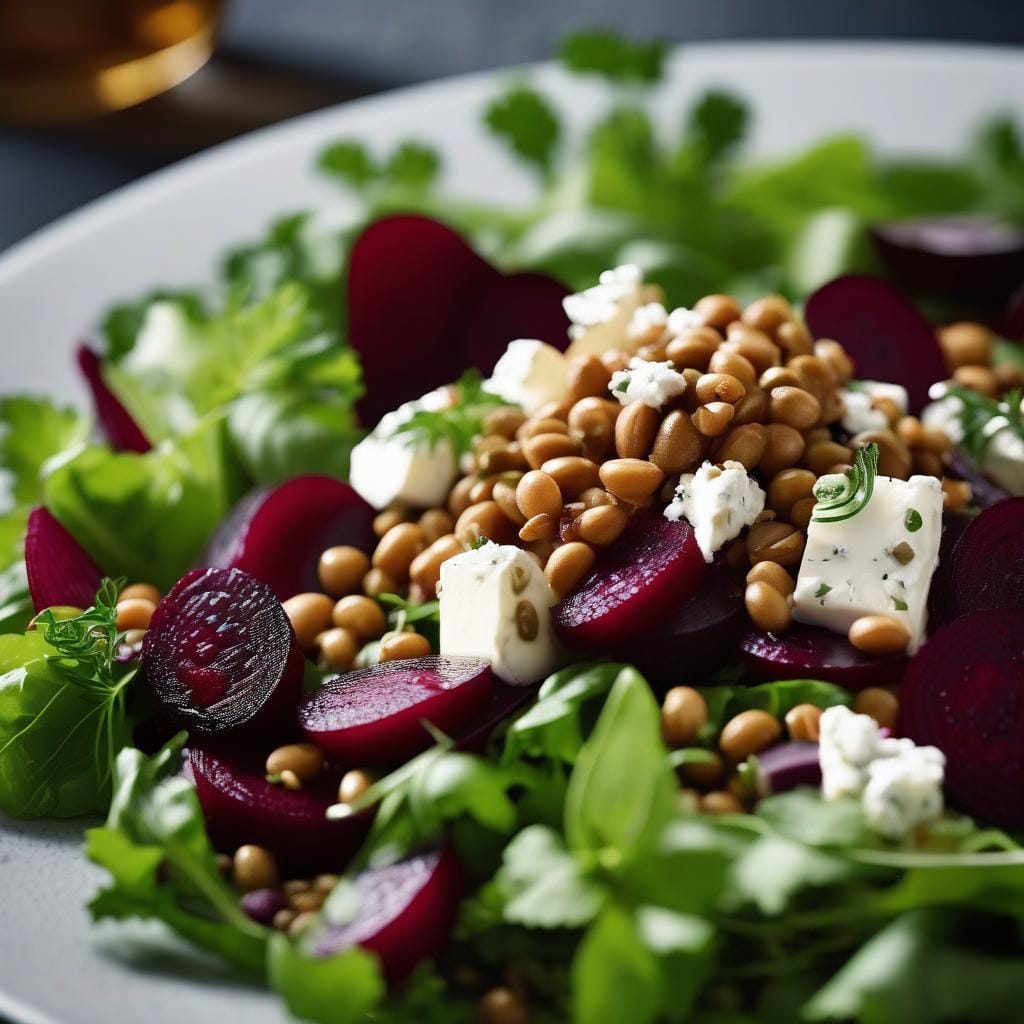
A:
[658,683,900,814]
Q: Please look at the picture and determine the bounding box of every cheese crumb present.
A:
[608,357,687,409]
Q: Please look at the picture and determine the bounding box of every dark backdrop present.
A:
[2,0,1022,251]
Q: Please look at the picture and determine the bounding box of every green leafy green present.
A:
[560,30,667,85]
[87,735,267,972]
[948,385,1024,465]
[0,582,136,818]
[686,90,750,166]
[699,679,852,738]
[484,84,561,177]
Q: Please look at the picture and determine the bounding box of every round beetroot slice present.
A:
[201,475,375,601]
[299,656,493,764]
[24,507,105,613]
[927,511,972,630]
[622,561,745,689]
[899,609,1024,826]
[740,625,907,690]
[803,274,947,412]
[143,567,304,735]
[952,498,1024,616]
[310,846,462,983]
[552,517,706,651]
[190,745,371,875]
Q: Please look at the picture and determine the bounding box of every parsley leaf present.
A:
[685,90,749,165]
[385,140,442,191]
[484,84,561,177]
[317,140,379,189]
[559,30,666,85]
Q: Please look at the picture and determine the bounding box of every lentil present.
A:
[848,615,911,656]
[318,546,370,597]
[233,845,279,892]
[283,593,335,650]
[660,686,708,748]
[720,710,782,763]
[379,631,431,661]
[332,595,387,640]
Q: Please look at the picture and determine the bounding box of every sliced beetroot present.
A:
[310,846,463,983]
[740,625,907,690]
[952,498,1024,616]
[927,511,972,629]
[201,475,375,601]
[553,517,706,652]
[240,888,288,925]
[76,344,151,453]
[752,742,822,797]
[899,609,1024,826]
[190,745,371,875]
[804,274,947,412]
[621,560,745,688]
[455,680,538,755]
[870,217,1024,304]
[945,447,1011,509]
[24,506,105,612]
[347,215,570,422]
[143,567,304,735]
[299,656,494,764]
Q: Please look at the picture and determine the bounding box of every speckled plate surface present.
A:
[1,41,1023,1024]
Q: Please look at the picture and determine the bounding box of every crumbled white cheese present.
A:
[349,388,458,509]
[664,460,765,562]
[484,339,569,415]
[608,357,687,409]
[841,381,910,436]
[666,306,704,336]
[819,706,945,840]
[438,542,563,686]
[627,302,669,343]
[792,474,943,654]
[562,264,658,359]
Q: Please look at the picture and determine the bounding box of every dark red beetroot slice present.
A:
[347,215,570,423]
[143,567,304,735]
[310,846,462,984]
[620,560,745,689]
[870,217,1024,304]
[552,516,706,652]
[927,511,972,630]
[190,745,371,875]
[952,498,1024,616]
[76,344,151,453]
[201,475,375,601]
[741,625,907,691]
[455,680,538,755]
[24,506,104,612]
[299,656,493,764]
[899,609,1024,826]
[945,447,1011,510]
[804,275,947,412]
[752,742,821,797]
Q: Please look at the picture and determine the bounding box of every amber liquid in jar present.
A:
[0,0,225,123]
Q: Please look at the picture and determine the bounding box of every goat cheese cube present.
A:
[484,339,569,415]
[792,474,942,654]
[664,461,765,562]
[438,542,563,686]
[563,264,661,359]
[609,357,687,409]
[349,389,457,509]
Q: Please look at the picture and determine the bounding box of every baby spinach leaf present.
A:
[564,667,675,860]
[87,735,267,974]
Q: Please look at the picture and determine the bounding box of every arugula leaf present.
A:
[43,418,244,591]
[560,30,666,85]
[699,679,852,738]
[377,592,442,650]
[0,583,136,818]
[87,735,267,973]
[503,661,626,765]
[564,667,675,859]
[484,84,561,177]
[267,932,384,1024]
[495,824,604,929]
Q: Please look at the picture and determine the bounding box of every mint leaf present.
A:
[496,825,604,929]
[564,667,675,858]
[484,84,560,177]
[559,30,666,85]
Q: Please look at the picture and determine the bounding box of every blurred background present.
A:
[1,0,1023,252]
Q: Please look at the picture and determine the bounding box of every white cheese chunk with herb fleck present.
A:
[664,460,765,562]
[819,706,945,839]
[609,357,687,409]
[484,339,569,415]
[562,264,659,359]
[438,542,563,686]
[792,474,942,654]
[349,388,457,510]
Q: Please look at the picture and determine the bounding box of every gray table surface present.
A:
[2,0,1023,253]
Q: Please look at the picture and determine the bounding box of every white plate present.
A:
[1,41,1022,1024]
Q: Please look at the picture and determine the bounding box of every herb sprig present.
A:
[948,385,1024,464]
[811,443,879,524]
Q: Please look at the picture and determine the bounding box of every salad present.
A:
[3,31,1024,1024]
